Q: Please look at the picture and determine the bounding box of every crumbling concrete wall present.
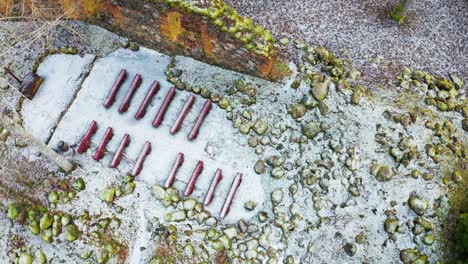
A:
[1,0,290,81]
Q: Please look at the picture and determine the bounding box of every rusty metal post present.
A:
[184,160,204,196]
[170,94,195,134]
[93,127,113,161]
[118,74,142,113]
[164,152,184,188]
[77,120,98,154]
[3,67,22,83]
[152,86,176,128]
[220,173,243,219]
[104,69,127,108]
[135,81,159,119]
[110,133,130,168]
[203,169,223,206]
[131,141,152,176]
[188,100,212,141]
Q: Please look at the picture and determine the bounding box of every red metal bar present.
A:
[220,173,243,219]
[110,133,130,168]
[188,100,212,141]
[135,81,159,120]
[203,169,223,206]
[131,141,152,176]
[164,152,184,188]
[170,94,195,134]
[152,86,176,128]
[77,120,98,154]
[184,160,204,196]
[93,127,113,161]
[118,74,142,113]
[3,67,22,83]
[104,69,127,108]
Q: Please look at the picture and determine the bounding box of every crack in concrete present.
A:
[44,55,98,146]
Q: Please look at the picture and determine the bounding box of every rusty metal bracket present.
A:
[93,127,113,161]
[118,74,142,113]
[204,169,223,206]
[110,133,130,168]
[132,141,151,176]
[104,69,127,108]
[170,94,195,134]
[220,173,243,219]
[164,152,184,188]
[184,160,204,196]
[77,120,98,154]
[135,81,159,119]
[152,86,176,128]
[188,100,212,141]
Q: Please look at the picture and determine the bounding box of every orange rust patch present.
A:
[82,0,104,16]
[160,11,183,42]
[109,3,123,25]
[0,0,13,16]
[201,25,215,58]
[61,0,81,19]
[258,56,274,78]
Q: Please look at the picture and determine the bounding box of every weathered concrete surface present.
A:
[22,54,95,143]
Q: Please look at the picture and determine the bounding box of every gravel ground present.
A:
[0,5,466,263]
[225,0,468,85]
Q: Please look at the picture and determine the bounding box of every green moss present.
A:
[153,0,276,58]
[389,0,409,24]
[455,214,468,257]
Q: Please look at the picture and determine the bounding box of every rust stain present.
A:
[82,0,104,16]
[109,3,123,26]
[201,25,215,58]
[61,0,81,19]
[258,56,274,78]
[160,11,183,42]
[0,0,13,16]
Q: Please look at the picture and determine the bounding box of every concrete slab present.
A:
[48,48,264,223]
[21,54,96,143]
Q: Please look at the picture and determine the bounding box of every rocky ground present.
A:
[226,0,468,86]
[0,6,467,264]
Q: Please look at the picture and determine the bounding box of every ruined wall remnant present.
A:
[2,0,290,81]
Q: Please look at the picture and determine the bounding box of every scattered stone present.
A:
[18,252,33,264]
[449,73,464,89]
[301,121,321,139]
[375,165,393,182]
[64,224,79,242]
[244,201,256,211]
[271,167,284,179]
[290,104,307,119]
[408,195,428,215]
[422,233,435,245]
[351,91,361,105]
[400,248,420,264]
[253,119,268,135]
[318,101,329,115]
[98,188,115,202]
[271,189,284,205]
[239,123,251,135]
[71,177,85,191]
[343,243,357,256]
[39,213,53,230]
[254,160,266,174]
[311,82,329,101]
[183,198,197,210]
[384,218,399,234]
